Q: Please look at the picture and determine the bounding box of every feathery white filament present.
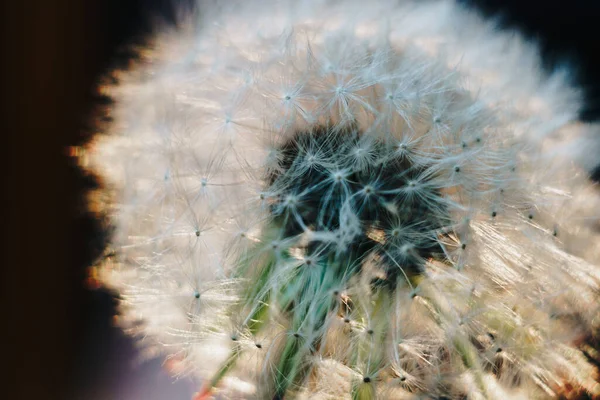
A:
[84,1,600,398]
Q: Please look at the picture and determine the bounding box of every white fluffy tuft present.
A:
[82,1,600,398]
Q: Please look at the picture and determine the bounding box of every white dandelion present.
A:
[80,0,600,399]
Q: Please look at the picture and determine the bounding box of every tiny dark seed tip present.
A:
[454,166,460,173]
[528,214,533,219]
[496,348,502,353]
[255,343,262,349]
[367,329,374,335]
[293,333,300,338]
[461,243,467,250]
[363,377,371,383]
[344,318,350,323]
[400,376,406,382]
[195,231,201,237]
[491,211,497,217]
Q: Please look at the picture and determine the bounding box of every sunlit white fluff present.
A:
[83,0,600,398]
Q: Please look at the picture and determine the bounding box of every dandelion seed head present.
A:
[85,0,600,398]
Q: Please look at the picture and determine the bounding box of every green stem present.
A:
[209,343,242,388]
[272,263,334,398]
[202,237,280,393]
[420,290,489,398]
[350,287,391,400]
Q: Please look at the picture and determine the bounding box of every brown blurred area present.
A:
[6,2,92,399]
[3,2,114,399]
[1,1,599,400]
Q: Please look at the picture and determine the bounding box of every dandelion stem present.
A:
[420,290,489,398]
[350,287,391,400]
[272,259,334,398]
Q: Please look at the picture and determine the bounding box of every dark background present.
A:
[3,1,599,399]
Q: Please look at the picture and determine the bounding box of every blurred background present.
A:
[3,1,599,399]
